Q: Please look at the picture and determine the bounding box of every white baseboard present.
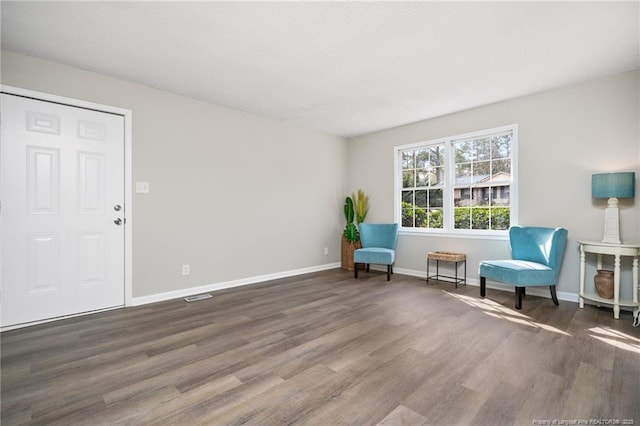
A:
[393,266,579,303]
[131,262,341,306]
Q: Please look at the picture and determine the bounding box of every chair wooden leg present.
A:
[366,264,370,272]
[480,277,486,297]
[550,285,559,305]
[515,287,523,310]
[390,265,393,274]
[354,265,358,279]
[386,265,391,281]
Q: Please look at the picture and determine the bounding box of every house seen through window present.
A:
[395,124,517,234]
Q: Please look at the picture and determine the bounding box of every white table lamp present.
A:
[591,172,635,244]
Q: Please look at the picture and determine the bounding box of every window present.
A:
[395,124,517,235]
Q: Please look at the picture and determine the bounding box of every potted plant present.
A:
[341,190,370,271]
[341,196,361,270]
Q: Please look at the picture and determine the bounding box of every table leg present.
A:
[454,261,458,288]
[426,257,430,282]
[579,247,585,309]
[633,257,639,321]
[613,254,621,319]
[633,257,638,305]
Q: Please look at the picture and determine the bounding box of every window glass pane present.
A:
[402,170,415,188]
[489,185,510,206]
[402,208,414,227]
[415,148,430,168]
[431,167,444,186]
[402,151,415,169]
[473,138,491,161]
[416,169,430,187]
[454,207,471,229]
[474,160,491,179]
[476,187,490,206]
[471,207,489,229]
[455,163,472,184]
[414,208,428,228]
[491,134,511,159]
[492,158,511,175]
[415,190,427,207]
[454,187,471,207]
[491,207,510,230]
[429,146,444,166]
[453,140,473,162]
[428,208,443,228]
[402,190,414,204]
[429,188,443,208]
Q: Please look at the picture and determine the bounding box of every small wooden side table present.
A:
[427,251,466,288]
[578,240,639,320]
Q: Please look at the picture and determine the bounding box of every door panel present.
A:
[1,94,125,327]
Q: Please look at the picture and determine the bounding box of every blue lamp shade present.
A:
[592,172,636,199]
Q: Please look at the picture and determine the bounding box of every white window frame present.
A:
[394,124,518,239]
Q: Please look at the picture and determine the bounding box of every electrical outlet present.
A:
[135,181,150,193]
[182,264,190,275]
[324,247,329,256]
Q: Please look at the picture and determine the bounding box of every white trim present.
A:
[131,262,341,306]
[0,84,134,308]
[393,266,578,303]
[394,123,518,235]
[398,229,509,241]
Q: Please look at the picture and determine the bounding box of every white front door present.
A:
[1,93,125,327]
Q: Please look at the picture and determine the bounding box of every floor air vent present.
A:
[184,294,212,302]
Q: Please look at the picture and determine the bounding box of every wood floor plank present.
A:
[2,269,638,425]
[514,370,569,425]
[294,348,437,425]
[469,380,529,425]
[377,404,428,425]
[561,361,613,420]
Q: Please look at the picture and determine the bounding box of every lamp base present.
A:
[601,197,621,244]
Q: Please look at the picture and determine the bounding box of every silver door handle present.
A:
[114,218,122,225]
[114,204,122,211]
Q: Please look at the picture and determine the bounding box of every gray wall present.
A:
[347,71,639,299]
[2,49,638,302]
[2,50,347,299]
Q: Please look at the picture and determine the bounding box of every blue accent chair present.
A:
[479,226,568,309]
[354,223,399,281]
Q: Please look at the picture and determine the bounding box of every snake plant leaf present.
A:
[344,197,355,224]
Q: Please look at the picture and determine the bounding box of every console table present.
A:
[578,241,639,320]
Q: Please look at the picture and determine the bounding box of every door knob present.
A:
[114,218,122,225]
[114,204,122,211]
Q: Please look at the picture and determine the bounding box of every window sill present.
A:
[398,228,509,241]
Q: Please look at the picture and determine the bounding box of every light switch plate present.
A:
[136,181,150,193]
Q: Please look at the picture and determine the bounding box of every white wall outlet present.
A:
[182,264,190,275]
[135,181,150,193]
[324,247,329,256]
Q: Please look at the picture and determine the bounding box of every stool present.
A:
[427,251,466,288]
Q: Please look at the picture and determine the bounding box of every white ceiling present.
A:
[2,1,639,137]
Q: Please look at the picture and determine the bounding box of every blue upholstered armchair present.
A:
[479,226,568,309]
[354,223,399,281]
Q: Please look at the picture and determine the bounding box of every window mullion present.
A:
[443,140,454,231]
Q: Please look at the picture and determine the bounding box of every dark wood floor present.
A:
[2,269,639,425]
